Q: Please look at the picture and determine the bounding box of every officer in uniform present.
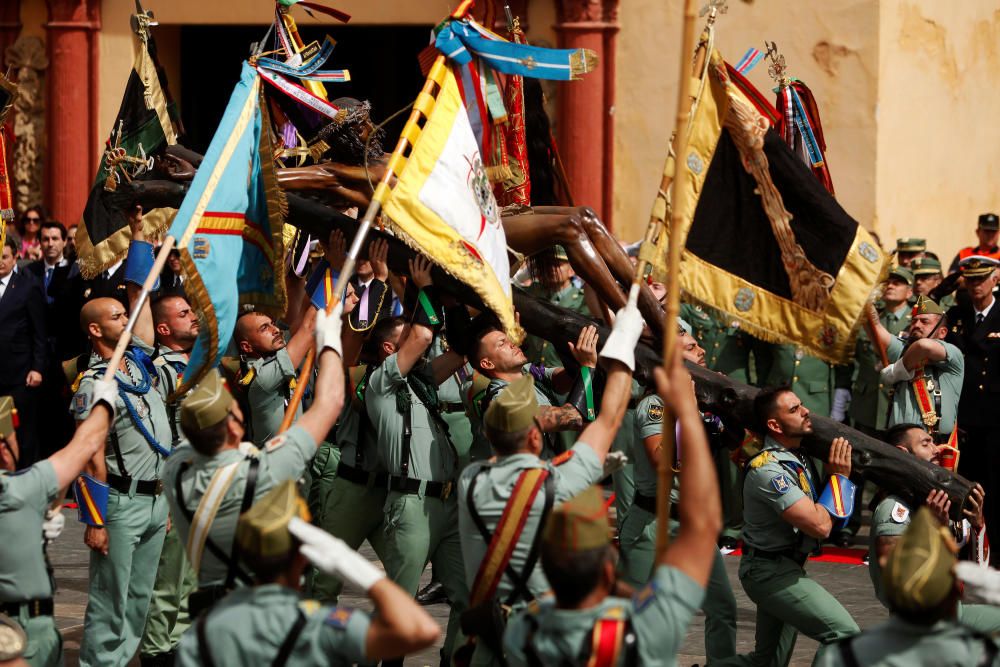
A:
[818,507,1000,667]
[72,215,175,667]
[948,212,1000,274]
[874,295,964,441]
[521,245,590,368]
[163,301,345,617]
[867,423,999,634]
[895,237,926,268]
[138,293,200,666]
[456,301,642,667]
[912,257,956,309]
[175,480,440,666]
[619,319,738,663]
[946,255,1000,562]
[363,256,468,665]
[0,388,113,667]
[503,348,722,667]
[721,386,859,666]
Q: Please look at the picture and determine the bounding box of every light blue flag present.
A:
[168,62,286,394]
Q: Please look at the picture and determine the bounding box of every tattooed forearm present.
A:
[537,405,584,432]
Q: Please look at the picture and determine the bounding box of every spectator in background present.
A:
[16,206,44,260]
[66,223,79,261]
[0,233,47,467]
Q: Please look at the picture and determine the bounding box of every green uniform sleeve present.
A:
[259,425,318,482]
[70,374,97,422]
[0,460,59,512]
[315,606,371,664]
[369,354,405,395]
[886,336,904,363]
[552,442,603,501]
[872,498,910,538]
[632,564,705,662]
[635,395,664,441]
[938,340,964,375]
[746,461,807,513]
[252,348,296,392]
[502,606,538,667]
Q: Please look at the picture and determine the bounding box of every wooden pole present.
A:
[276,0,476,433]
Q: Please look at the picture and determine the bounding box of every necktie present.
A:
[357,283,370,321]
[44,267,54,304]
[977,313,985,326]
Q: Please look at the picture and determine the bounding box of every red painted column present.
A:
[554,0,619,227]
[45,0,99,225]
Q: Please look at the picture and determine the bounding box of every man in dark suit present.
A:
[0,234,47,467]
[947,255,1000,563]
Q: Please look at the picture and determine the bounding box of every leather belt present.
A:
[440,401,465,414]
[389,474,454,500]
[0,598,53,618]
[633,492,679,519]
[336,461,388,488]
[107,472,163,496]
[744,546,807,567]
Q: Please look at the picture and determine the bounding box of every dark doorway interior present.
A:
[178,23,431,153]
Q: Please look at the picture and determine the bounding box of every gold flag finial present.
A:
[765,40,789,86]
[699,0,728,24]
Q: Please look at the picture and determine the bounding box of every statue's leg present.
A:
[533,206,666,337]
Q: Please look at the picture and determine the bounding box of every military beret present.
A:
[896,238,926,253]
[543,485,611,552]
[910,257,942,277]
[888,266,914,286]
[911,295,944,317]
[484,375,539,433]
[235,479,311,562]
[0,396,17,441]
[883,506,957,614]
[978,213,999,231]
[677,317,693,336]
[0,613,26,661]
[958,255,999,278]
[553,245,569,262]
[179,369,234,434]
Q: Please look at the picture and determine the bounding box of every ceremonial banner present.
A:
[644,52,885,364]
[168,63,286,394]
[0,72,16,252]
[375,60,516,340]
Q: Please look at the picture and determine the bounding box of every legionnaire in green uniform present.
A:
[619,321,739,664]
[0,389,113,667]
[163,302,346,618]
[139,294,201,666]
[873,296,964,440]
[456,301,642,667]
[867,423,1000,634]
[758,343,852,418]
[719,387,859,666]
[72,214,177,667]
[912,257,957,309]
[175,480,440,666]
[503,348,723,667]
[472,323,600,459]
[363,256,469,666]
[521,246,591,368]
[895,237,926,268]
[818,507,1000,667]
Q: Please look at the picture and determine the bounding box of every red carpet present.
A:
[725,545,868,565]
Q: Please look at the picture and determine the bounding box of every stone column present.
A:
[45,0,99,224]
[554,0,619,227]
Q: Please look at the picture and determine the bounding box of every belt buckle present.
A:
[155,479,164,495]
[441,481,453,500]
[31,599,40,616]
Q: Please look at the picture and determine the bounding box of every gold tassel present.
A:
[570,49,599,80]
[486,164,513,183]
[308,139,330,161]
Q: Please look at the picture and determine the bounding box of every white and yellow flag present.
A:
[374,59,516,339]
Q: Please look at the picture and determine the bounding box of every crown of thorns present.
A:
[316,100,373,142]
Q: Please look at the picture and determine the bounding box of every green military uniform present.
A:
[480,364,563,459]
[818,507,1000,667]
[759,344,851,418]
[522,280,589,367]
[617,393,738,663]
[175,481,373,666]
[850,303,912,434]
[458,375,604,666]
[140,346,198,664]
[912,257,956,310]
[431,336,478,468]
[868,495,1000,634]
[884,335,963,436]
[721,436,858,666]
[366,352,468,663]
[0,459,62,667]
[680,303,755,383]
[309,369,388,604]
[504,486,706,667]
[245,347,301,445]
[609,380,641,529]
[72,340,172,667]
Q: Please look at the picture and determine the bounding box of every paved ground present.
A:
[52,518,885,666]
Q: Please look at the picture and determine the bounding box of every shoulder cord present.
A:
[116,351,171,457]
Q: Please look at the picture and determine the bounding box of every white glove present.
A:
[879,359,915,385]
[955,562,1000,605]
[288,517,384,591]
[43,508,65,542]
[602,450,629,478]
[315,302,344,357]
[89,378,118,418]
[830,388,851,422]
[599,301,644,371]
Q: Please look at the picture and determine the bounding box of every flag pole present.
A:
[277,0,476,434]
